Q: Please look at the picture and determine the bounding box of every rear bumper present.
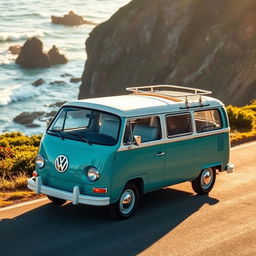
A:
[27,177,110,206]
[223,163,234,173]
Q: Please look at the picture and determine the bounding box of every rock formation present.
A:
[32,78,45,87]
[8,45,21,55]
[13,110,57,128]
[16,37,50,68]
[16,37,68,68]
[70,77,81,83]
[13,111,45,127]
[51,11,97,26]
[48,45,68,65]
[79,0,256,106]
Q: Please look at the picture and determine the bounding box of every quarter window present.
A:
[195,109,222,133]
[123,116,161,144]
[166,113,192,137]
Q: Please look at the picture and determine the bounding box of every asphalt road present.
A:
[1,141,256,256]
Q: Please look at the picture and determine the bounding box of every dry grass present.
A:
[0,172,28,192]
[0,172,45,208]
[0,190,44,208]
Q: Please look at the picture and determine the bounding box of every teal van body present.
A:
[38,134,117,197]
[28,85,233,218]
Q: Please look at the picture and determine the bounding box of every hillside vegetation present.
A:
[227,100,256,145]
[0,132,41,191]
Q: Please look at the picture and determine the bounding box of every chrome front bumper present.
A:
[27,177,110,206]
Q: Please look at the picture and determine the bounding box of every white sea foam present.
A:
[0,31,45,43]
[0,85,40,106]
[0,51,16,65]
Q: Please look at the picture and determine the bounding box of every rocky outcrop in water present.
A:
[70,77,81,83]
[13,110,57,128]
[13,111,45,127]
[51,11,97,26]
[16,37,50,68]
[79,0,256,106]
[8,45,21,55]
[16,37,68,68]
[32,78,45,87]
[48,45,68,65]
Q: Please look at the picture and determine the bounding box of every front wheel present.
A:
[108,183,139,220]
[192,168,216,194]
[47,195,66,206]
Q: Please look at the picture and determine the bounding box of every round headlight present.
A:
[35,155,45,169]
[87,167,100,182]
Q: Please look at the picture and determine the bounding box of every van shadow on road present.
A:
[1,188,218,256]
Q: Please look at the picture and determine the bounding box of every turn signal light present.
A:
[93,188,108,194]
[32,171,38,177]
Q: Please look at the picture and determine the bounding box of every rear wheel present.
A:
[192,168,216,194]
[108,183,139,220]
[47,195,66,206]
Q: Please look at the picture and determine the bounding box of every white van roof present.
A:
[65,94,224,117]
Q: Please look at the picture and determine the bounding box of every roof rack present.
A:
[126,85,212,108]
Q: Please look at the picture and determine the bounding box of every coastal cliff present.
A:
[79,0,256,106]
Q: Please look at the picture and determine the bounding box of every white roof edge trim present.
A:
[64,94,224,117]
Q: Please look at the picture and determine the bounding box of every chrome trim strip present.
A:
[192,128,230,139]
[27,177,110,206]
[117,128,230,151]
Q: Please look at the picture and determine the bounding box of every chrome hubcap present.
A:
[201,168,213,189]
[119,189,135,214]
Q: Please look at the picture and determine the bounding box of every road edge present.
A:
[0,197,48,212]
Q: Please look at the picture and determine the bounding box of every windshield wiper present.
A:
[48,130,64,140]
[69,133,92,145]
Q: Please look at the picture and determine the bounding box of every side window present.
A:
[123,116,161,144]
[166,113,192,137]
[195,109,222,133]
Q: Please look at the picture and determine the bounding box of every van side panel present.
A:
[111,144,165,203]
[193,131,230,177]
[163,138,195,186]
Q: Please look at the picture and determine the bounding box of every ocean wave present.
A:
[0,51,16,65]
[0,31,45,43]
[0,84,40,106]
[5,12,43,18]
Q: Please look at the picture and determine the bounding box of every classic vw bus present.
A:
[28,85,234,219]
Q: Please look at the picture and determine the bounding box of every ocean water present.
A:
[0,0,130,134]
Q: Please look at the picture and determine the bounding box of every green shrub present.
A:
[226,105,256,132]
[0,132,41,180]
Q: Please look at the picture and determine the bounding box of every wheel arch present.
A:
[125,177,144,195]
[201,162,222,173]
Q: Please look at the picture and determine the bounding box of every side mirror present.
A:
[133,135,141,146]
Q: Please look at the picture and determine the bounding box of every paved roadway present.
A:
[0,141,255,256]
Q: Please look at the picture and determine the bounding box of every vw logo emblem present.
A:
[55,155,69,172]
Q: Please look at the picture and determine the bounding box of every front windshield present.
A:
[48,107,120,146]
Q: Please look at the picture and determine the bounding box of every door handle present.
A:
[156,152,165,156]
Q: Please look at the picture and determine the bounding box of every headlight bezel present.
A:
[35,155,45,169]
[87,167,100,182]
